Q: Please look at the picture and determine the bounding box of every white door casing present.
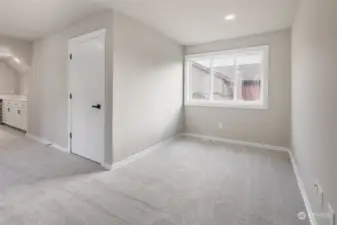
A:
[68,29,106,164]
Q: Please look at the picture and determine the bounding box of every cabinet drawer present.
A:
[17,102,27,108]
[3,100,27,109]
[2,100,12,107]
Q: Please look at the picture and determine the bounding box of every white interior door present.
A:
[69,29,105,164]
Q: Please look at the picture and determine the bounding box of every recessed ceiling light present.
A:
[225,14,236,21]
[13,57,20,63]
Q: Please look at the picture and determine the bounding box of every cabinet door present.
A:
[12,108,21,130]
[12,108,19,129]
[8,107,17,128]
[2,104,27,131]
[21,110,27,131]
[17,109,27,131]
[6,107,14,127]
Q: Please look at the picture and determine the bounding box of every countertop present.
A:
[0,95,28,102]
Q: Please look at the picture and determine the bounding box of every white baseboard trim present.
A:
[101,163,113,170]
[26,133,50,145]
[181,133,289,152]
[26,131,316,225]
[181,132,316,225]
[27,132,177,171]
[102,134,178,171]
[288,151,317,225]
[26,133,70,154]
[51,144,70,154]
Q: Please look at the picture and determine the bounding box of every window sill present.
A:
[185,101,268,110]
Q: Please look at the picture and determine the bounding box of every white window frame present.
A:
[184,45,269,110]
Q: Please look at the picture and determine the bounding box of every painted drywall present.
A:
[0,36,32,64]
[19,75,29,95]
[30,10,114,164]
[184,30,291,147]
[112,12,184,162]
[292,0,337,216]
[0,61,20,94]
[0,36,32,95]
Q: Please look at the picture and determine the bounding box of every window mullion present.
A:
[209,58,214,101]
[233,54,238,101]
[185,45,268,109]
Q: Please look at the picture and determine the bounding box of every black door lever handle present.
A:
[92,104,101,109]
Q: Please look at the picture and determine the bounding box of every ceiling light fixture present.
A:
[13,57,20,63]
[225,14,236,21]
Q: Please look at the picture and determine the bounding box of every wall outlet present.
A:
[218,122,223,129]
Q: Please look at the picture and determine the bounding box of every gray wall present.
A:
[184,30,291,147]
[112,12,184,162]
[0,36,32,65]
[30,10,184,165]
[292,0,337,215]
[0,61,20,94]
[29,10,114,164]
[0,36,32,95]
[19,74,29,95]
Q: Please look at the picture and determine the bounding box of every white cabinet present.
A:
[2,100,27,131]
[2,106,10,125]
[17,109,27,131]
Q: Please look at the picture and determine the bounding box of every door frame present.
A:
[67,29,107,165]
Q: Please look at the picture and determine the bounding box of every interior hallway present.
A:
[0,126,308,225]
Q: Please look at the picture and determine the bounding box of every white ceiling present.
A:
[0,0,299,45]
[106,0,299,45]
[0,0,104,40]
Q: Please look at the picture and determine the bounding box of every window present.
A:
[185,45,269,109]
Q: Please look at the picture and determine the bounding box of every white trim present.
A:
[185,45,268,58]
[26,129,316,225]
[69,29,106,43]
[67,43,72,155]
[51,144,70,153]
[102,135,179,171]
[289,150,317,225]
[313,204,335,225]
[26,133,70,154]
[26,133,50,145]
[182,132,316,225]
[262,45,270,109]
[185,100,268,109]
[184,45,269,110]
[184,58,191,104]
[26,132,177,172]
[233,54,238,101]
[181,133,289,152]
[209,57,214,101]
[101,163,113,170]
[68,29,107,165]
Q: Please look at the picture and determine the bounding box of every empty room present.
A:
[0,0,336,224]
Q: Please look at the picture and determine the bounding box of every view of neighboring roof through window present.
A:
[185,45,269,109]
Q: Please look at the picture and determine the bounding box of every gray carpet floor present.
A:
[0,126,309,225]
